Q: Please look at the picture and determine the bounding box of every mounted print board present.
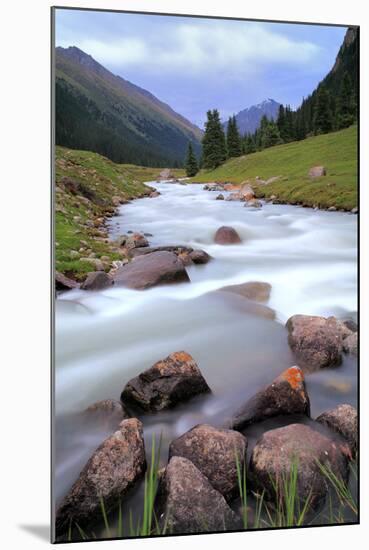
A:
[51,6,359,543]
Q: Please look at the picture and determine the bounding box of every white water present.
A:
[55,182,357,504]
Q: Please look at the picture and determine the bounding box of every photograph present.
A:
[52,7,358,543]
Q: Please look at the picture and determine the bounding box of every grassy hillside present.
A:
[120,164,185,183]
[192,126,357,210]
[55,47,202,167]
[55,146,152,280]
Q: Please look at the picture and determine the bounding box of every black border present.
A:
[50,5,360,544]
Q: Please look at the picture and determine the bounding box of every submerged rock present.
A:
[169,424,247,500]
[249,423,350,506]
[83,399,130,430]
[189,249,212,264]
[80,271,113,291]
[228,366,310,431]
[216,193,225,200]
[245,199,262,208]
[286,315,352,369]
[157,457,242,534]
[343,332,358,356]
[55,271,80,291]
[316,404,357,458]
[55,419,146,535]
[214,226,242,244]
[220,281,271,302]
[121,351,211,412]
[114,251,190,289]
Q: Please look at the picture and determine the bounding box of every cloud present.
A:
[58,21,321,77]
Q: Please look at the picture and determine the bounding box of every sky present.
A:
[55,9,347,128]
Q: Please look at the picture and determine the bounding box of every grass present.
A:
[55,146,152,280]
[63,440,358,542]
[120,164,185,183]
[191,125,357,210]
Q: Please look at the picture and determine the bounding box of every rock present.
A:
[189,249,212,264]
[80,271,113,291]
[265,176,281,185]
[216,193,224,200]
[55,271,80,291]
[150,191,160,198]
[114,251,190,289]
[351,207,358,214]
[158,169,173,180]
[270,194,277,200]
[245,199,262,208]
[121,351,211,412]
[55,418,146,535]
[249,423,350,506]
[80,258,105,271]
[228,366,310,431]
[220,281,271,302]
[169,424,247,500]
[342,318,357,333]
[328,206,337,212]
[125,233,149,250]
[239,183,255,201]
[214,226,242,245]
[69,250,79,259]
[177,252,193,266]
[316,404,357,458]
[343,332,358,355]
[308,166,326,178]
[83,399,130,430]
[156,457,242,534]
[286,315,351,369]
[129,245,194,259]
[112,195,122,206]
[225,192,241,201]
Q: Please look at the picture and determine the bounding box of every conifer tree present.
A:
[185,142,198,177]
[202,109,227,169]
[313,86,333,134]
[336,72,355,129]
[277,105,287,142]
[226,115,242,158]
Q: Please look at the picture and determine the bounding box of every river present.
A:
[54,181,358,532]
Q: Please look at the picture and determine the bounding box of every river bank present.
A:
[54,180,358,540]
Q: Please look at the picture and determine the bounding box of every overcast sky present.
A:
[55,9,347,128]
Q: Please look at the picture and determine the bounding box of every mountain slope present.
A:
[191,125,357,210]
[224,99,281,135]
[55,46,202,167]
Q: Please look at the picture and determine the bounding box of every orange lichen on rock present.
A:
[281,366,304,390]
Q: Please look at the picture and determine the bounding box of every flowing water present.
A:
[54,182,358,531]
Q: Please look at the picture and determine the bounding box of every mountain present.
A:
[294,27,358,136]
[55,46,203,167]
[223,99,281,135]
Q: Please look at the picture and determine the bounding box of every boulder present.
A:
[249,423,350,507]
[169,424,247,500]
[55,419,146,535]
[80,258,105,271]
[125,233,149,250]
[308,166,326,178]
[225,192,241,201]
[114,251,190,289]
[129,245,194,259]
[328,206,337,212]
[286,315,352,369]
[178,252,193,266]
[121,351,211,412]
[80,271,113,291]
[316,404,357,458]
[149,191,160,198]
[245,199,262,208]
[351,207,358,214]
[228,366,310,431]
[55,271,80,291]
[216,193,225,200]
[220,281,271,302]
[83,399,130,430]
[239,183,255,201]
[189,249,212,264]
[214,226,242,245]
[156,457,242,534]
[343,332,358,356]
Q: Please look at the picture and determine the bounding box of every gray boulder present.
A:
[316,404,357,458]
[214,226,242,244]
[80,271,113,291]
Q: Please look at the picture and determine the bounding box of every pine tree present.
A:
[313,86,333,134]
[185,142,198,177]
[336,72,355,129]
[261,119,282,149]
[226,115,242,158]
[202,109,227,169]
[277,105,287,142]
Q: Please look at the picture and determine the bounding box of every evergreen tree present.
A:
[226,115,242,158]
[202,109,227,169]
[336,72,355,129]
[185,142,198,177]
[313,86,333,134]
[261,119,282,149]
[277,105,287,142]
[244,133,256,154]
